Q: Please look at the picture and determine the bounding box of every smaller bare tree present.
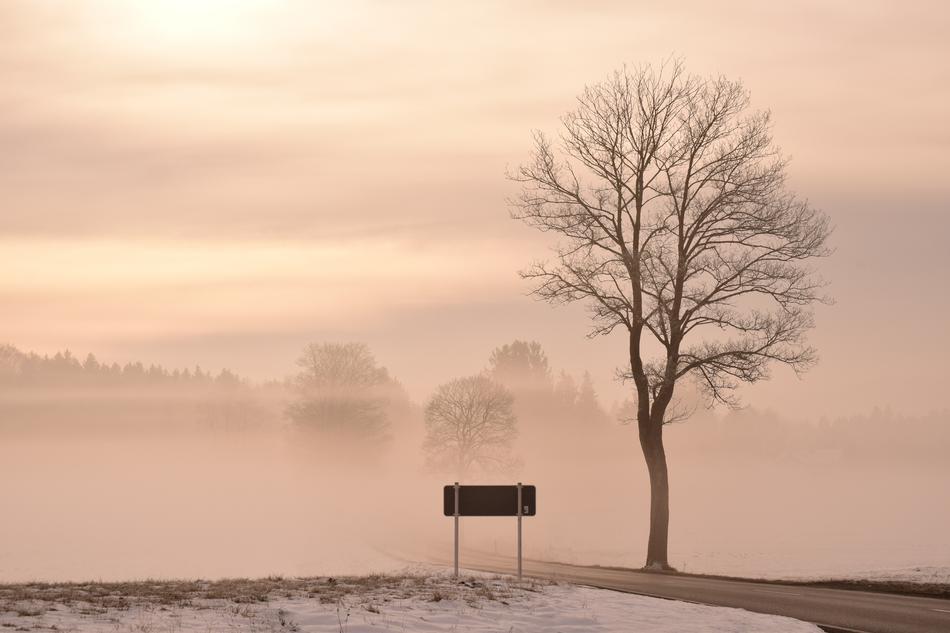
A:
[423,375,519,479]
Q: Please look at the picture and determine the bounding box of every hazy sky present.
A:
[2,0,948,418]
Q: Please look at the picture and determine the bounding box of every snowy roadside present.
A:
[0,570,820,632]
[788,566,950,586]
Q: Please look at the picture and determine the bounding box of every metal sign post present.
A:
[443,483,535,581]
[453,481,460,578]
[516,482,523,581]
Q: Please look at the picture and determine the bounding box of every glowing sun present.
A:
[113,0,277,50]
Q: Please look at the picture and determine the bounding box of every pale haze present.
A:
[2,0,950,591]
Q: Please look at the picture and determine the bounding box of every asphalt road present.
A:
[456,552,950,633]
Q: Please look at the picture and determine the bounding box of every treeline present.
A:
[816,408,950,461]
[0,344,279,431]
[5,342,940,466]
[281,339,615,476]
[419,340,615,479]
[667,405,950,465]
[0,340,615,466]
[0,345,246,389]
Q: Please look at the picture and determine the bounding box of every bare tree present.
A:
[423,375,519,479]
[510,61,832,569]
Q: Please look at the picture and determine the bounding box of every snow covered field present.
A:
[0,571,820,633]
[800,566,950,586]
[666,544,950,583]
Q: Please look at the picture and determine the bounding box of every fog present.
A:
[2,345,948,582]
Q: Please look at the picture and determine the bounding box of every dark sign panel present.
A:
[443,485,536,517]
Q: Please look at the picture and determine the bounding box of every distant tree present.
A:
[423,375,519,479]
[0,344,22,370]
[215,368,241,387]
[124,362,145,380]
[554,370,578,407]
[49,350,81,379]
[286,342,394,446]
[488,340,551,389]
[511,62,831,568]
[576,372,604,421]
[550,370,609,426]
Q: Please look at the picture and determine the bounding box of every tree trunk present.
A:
[638,421,672,570]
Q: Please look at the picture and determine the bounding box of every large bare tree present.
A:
[511,62,831,569]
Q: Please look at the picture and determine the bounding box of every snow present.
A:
[572,542,950,583]
[800,565,950,585]
[668,546,950,584]
[0,570,821,632]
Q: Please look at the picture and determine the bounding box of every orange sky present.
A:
[2,0,948,417]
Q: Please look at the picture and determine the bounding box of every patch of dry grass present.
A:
[0,572,548,622]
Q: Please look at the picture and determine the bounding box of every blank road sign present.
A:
[443,485,536,516]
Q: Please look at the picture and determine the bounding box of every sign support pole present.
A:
[453,481,460,578]
[516,481,523,581]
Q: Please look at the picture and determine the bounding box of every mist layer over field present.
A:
[2,382,947,582]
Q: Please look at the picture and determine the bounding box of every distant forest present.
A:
[1,342,946,465]
[0,344,250,388]
[0,344,279,430]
